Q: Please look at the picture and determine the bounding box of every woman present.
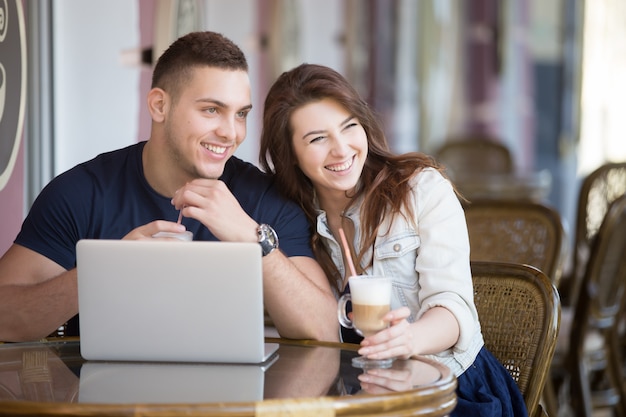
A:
[259,63,527,416]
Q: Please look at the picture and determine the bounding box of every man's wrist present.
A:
[257,224,279,257]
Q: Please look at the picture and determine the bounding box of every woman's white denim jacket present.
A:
[316,168,484,376]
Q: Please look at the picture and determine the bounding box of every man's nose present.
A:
[216,116,237,142]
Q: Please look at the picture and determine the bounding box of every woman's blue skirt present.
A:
[453,346,528,417]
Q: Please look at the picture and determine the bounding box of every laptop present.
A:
[76,239,278,364]
[78,357,277,404]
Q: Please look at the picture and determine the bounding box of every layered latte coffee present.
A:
[339,276,392,337]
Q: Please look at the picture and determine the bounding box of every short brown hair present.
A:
[151,31,248,100]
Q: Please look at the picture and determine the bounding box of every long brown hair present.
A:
[259,64,444,292]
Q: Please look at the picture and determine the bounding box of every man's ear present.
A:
[147,88,168,122]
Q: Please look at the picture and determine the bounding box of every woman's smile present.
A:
[326,155,355,173]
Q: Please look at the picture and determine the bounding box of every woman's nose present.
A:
[330,137,350,156]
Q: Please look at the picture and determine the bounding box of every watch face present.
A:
[258,224,278,256]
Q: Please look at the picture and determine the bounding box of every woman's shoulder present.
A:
[408,167,450,189]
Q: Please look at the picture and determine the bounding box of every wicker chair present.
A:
[434,135,514,179]
[471,261,560,417]
[464,199,567,285]
[559,161,626,307]
[550,194,626,417]
[542,162,626,416]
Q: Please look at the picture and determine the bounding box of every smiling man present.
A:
[0,31,338,343]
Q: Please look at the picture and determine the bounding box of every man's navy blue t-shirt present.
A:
[15,141,314,271]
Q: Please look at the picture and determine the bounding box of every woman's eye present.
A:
[310,136,325,144]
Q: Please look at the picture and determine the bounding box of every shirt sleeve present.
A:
[411,169,479,352]
[259,190,315,259]
[15,167,94,270]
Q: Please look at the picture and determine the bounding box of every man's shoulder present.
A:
[222,157,301,218]
[42,142,144,197]
[224,156,268,177]
[55,142,144,185]
[78,142,144,171]
[222,156,274,189]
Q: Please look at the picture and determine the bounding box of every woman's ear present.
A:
[147,88,168,122]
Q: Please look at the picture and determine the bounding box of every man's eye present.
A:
[205,107,217,114]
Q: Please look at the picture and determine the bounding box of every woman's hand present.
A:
[357,306,460,361]
[357,306,415,360]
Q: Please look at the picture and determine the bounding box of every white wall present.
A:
[296,0,344,71]
[52,0,140,175]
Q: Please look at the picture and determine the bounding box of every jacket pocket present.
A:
[374,231,421,319]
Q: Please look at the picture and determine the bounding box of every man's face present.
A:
[163,67,252,180]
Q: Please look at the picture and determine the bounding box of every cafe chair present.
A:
[463,199,567,286]
[558,161,626,308]
[549,194,626,417]
[434,135,514,179]
[435,136,552,202]
[471,261,560,417]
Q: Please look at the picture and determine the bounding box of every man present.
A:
[0,31,338,342]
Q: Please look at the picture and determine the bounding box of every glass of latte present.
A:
[337,275,394,368]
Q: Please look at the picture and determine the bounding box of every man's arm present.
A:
[0,244,78,342]
[0,221,189,342]
[262,253,339,342]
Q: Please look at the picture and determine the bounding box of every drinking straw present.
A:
[338,228,358,277]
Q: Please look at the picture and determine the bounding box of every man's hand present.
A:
[122,220,188,240]
[171,179,258,242]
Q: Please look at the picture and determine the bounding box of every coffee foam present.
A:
[348,276,391,305]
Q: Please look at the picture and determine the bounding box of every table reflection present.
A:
[0,339,457,417]
[0,342,79,403]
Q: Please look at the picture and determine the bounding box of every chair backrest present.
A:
[464,199,567,284]
[571,193,626,344]
[471,261,560,415]
[565,162,626,307]
[565,194,626,416]
[434,136,514,178]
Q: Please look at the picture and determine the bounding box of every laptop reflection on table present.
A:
[78,357,277,404]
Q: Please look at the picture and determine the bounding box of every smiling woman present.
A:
[259,63,529,417]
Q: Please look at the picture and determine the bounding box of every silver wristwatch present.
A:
[257,224,279,257]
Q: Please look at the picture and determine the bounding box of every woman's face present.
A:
[290,98,368,199]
